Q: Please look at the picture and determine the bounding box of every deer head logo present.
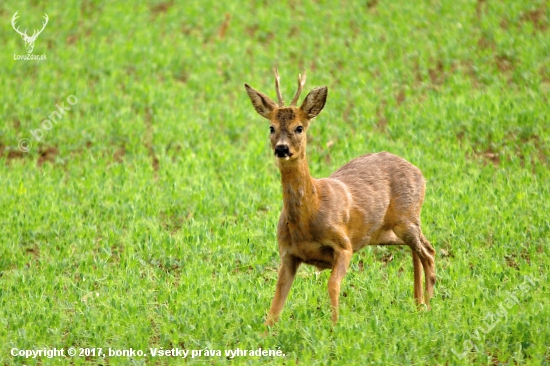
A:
[11,11,49,54]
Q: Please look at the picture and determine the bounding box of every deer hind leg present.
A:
[266,255,301,326]
[420,233,436,304]
[412,250,424,305]
[403,226,436,309]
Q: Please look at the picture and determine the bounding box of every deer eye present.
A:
[269,126,275,134]
[295,126,304,133]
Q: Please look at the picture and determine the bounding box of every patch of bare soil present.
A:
[144,108,160,177]
[495,54,515,73]
[150,1,174,17]
[6,150,25,163]
[113,146,126,163]
[37,146,59,167]
[217,13,231,40]
[375,99,388,132]
[519,6,548,32]
[461,131,549,172]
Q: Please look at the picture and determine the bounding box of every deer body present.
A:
[281,152,425,261]
[245,70,436,325]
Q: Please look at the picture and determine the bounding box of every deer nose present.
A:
[274,144,291,158]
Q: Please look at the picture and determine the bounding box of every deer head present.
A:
[11,11,49,54]
[244,69,328,162]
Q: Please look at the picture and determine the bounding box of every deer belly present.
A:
[293,242,335,270]
[371,229,405,245]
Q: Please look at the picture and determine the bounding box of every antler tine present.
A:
[274,67,284,106]
[11,11,27,37]
[34,13,49,37]
[290,70,307,106]
[11,11,19,26]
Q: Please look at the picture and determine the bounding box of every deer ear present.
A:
[300,86,328,120]
[244,84,278,119]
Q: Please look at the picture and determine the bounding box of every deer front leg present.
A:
[266,255,301,326]
[327,248,352,324]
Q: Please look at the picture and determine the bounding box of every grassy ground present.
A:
[1,0,549,364]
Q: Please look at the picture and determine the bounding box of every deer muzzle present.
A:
[274,144,292,159]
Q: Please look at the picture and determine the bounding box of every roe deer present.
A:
[244,69,436,325]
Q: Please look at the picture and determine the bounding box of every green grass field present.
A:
[1,0,549,364]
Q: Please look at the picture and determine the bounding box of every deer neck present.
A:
[278,156,319,224]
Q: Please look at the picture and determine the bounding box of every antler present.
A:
[290,71,307,106]
[11,11,28,37]
[274,67,284,106]
[30,13,49,39]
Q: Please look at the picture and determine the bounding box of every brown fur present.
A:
[244,74,436,326]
